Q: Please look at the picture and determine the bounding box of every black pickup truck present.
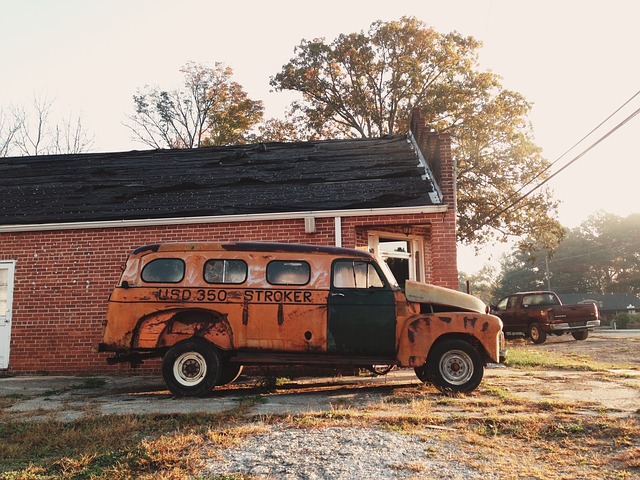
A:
[491,291,600,344]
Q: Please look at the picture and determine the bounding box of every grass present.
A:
[1,342,638,478]
[505,347,617,371]
[0,412,267,479]
[1,399,638,479]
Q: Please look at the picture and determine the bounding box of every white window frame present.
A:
[0,260,16,370]
[367,232,425,282]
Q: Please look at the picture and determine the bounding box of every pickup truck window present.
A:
[141,258,185,283]
[522,293,560,307]
[267,261,310,286]
[204,259,247,284]
[333,260,384,289]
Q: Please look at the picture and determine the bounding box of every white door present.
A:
[0,261,16,369]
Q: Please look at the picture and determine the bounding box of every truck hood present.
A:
[404,280,487,314]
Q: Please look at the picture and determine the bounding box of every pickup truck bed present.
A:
[491,291,600,344]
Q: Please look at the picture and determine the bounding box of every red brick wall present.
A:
[0,209,458,374]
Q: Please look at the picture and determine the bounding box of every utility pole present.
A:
[545,255,551,290]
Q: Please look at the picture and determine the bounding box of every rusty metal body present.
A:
[100,242,504,394]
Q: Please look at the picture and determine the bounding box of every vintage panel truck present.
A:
[99,242,505,396]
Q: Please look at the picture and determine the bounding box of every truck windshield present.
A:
[376,256,400,290]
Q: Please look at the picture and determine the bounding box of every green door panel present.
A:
[327,259,396,356]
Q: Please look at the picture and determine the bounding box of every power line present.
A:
[486,101,640,224]
[490,89,640,214]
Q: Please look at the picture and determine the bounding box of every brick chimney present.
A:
[410,108,459,289]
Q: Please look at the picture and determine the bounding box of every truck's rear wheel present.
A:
[162,337,220,396]
[529,323,547,344]
[572,330,589,341]
[418,339,484,393]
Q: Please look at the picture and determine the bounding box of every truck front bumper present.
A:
[549,320,600,332]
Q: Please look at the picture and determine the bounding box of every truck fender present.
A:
[131,308,234,351]
[397,312,503,366]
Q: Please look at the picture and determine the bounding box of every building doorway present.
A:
[368,233,424,288]
[0,261,16,369]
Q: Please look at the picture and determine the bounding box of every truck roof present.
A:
[131,242,375,259]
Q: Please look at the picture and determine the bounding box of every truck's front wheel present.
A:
[162,337,220,396]
[417,339,484,393]
[529,323,547,344]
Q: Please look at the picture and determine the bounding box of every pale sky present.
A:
[2,0,638,273]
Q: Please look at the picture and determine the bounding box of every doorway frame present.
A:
[367,232,425,283]
[0,260,16,369]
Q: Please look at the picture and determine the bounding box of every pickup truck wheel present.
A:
[162,338,220,396]
[572,330,589,341]
[422,339,484,393]
[529,323,547,344]
[217,363,243,386]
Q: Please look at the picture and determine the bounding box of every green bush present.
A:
[612,312,640,329]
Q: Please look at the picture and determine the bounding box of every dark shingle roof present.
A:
[0,135,440,226]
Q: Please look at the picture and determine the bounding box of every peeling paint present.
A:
[463,316,477,329]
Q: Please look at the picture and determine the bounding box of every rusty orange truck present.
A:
[99,242,505,396]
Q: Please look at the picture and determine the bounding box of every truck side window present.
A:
[333,260,385,289]
[496,297,509,310]
[267,261,310,286]
[204,259,247,284]
[141,258,185,283]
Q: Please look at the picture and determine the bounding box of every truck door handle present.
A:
[331,293,345,297]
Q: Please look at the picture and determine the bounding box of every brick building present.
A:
[0,112,459,374]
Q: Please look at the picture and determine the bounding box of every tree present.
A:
[492,212,640,296]
[549,212,640,294]
[492,249,548,300]
[1,96,93,157]
[0,108,19,157]
[459,265,497,305]
[270,16,563,251]
[126,62,263,149]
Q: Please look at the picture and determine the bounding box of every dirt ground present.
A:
[1,330,638,422]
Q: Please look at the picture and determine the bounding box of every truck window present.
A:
[332,260,385,289]
[266,261,310,286]
[204,259,247,284]
[522,293,559,307]
[496,297,509,310]
[141,258,185,283]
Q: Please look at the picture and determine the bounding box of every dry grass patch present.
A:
[0,412,265,479]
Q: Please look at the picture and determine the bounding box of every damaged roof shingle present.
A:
[0,135,440,226]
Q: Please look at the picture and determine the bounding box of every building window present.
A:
[267,261,310,286]
[368,233,425,287]
[141,258,185,283]
[204,259,247,284]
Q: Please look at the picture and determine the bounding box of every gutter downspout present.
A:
[334,217,342,247]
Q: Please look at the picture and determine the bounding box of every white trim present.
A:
[0,260,16,369]
[407,131,443,203]
[0,205,447,233]
[334,217,342,247]
[368,232,425,283]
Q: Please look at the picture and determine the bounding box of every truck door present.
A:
[327,259,396,356]
[495,295,521,332]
